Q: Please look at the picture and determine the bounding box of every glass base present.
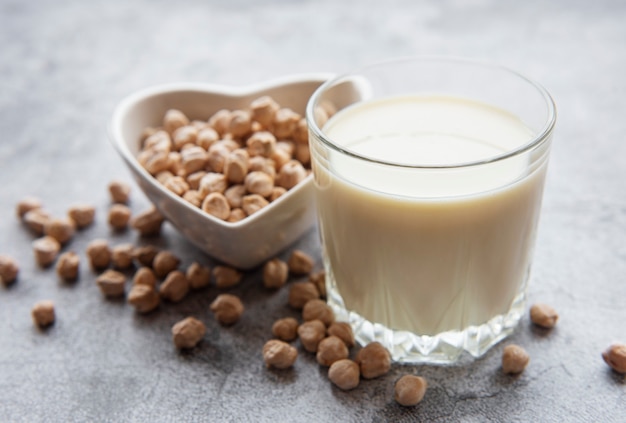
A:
[326,275,527,365]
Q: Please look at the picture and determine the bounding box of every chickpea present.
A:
[248,156,276,180]
[23,208,51,236]
[272,317,299,342]
[141,150,170,175]
[227,208,246,223]
[276,160,307,190]
[224,184,246,209]
[186,171,207,191]
[294,144,310,167]
[213,265,242,289]
[166,152,183,175]
[356,342,391,379]
[208,109,232,136]
[111,243,134,270]
[269,147,291,171]
[271,108,300,139]
[156,170,175,185]
[182,190,204,208]
[244,171,274,198]
[152,251,181,278]
[44,217,76,245]
[210,293,244,325]
[302,299,335,327]
[128,284,160,313]
[86,239,111,270]
[163,109,190,134]
[108,180,131,204]
[108,204,132,230]
[172,317,206,349]
[180,145,207,175]
[132,245,159,268]
[502,344,530,374]
[316,335,349,367]
[298,320,326,353]
[202,192,231,220]
[206,143,230,173]
[293,118,308,145]
[241,194,269,216]
[33,236,61,267]
[163,176,189,197]
[196,127,219,150]
[56,251,80,281]
[172,125,198,150]
[133,266,157,288]
[394,375,427,406]
[131,207,165,237]
[16,196,42,218]
[246,131,276,157]
[67,204,96,229]
[309,270,326,298]
[288,281,320,309]
[223,149,250,184]
[143,130,171,152]
[269,187,286,202]
[288,250,314,275]
[328,359,360,391]
[250,96,279,128]
[228,110,252,138]
[96,269,126,298]
[263,339,298,369]
[186,262,211,290]
[159,270,190,303]
[199,172,228,196]
[0,255,19,286]
[31,300,55,328]
[529,303,559,329]
[602,343,626,374]
[327,322,355,348]
[263,258,288,289]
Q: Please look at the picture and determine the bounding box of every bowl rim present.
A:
[108,73,333,229]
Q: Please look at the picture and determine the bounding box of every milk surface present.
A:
[315,95,547,335]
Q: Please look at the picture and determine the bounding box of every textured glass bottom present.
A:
[326,270,528,364]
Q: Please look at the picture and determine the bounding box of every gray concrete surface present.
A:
[1,0,625,421]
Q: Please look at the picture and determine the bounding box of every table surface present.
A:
[1,0,625,421]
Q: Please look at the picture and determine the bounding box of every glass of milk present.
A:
[306,57,556,364]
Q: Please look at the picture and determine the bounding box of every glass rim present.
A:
[306,56,557,169]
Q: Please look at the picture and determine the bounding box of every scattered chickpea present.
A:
[172,317,206,349]
[309,270,326,298]
[111,243,134,270]
[288,282,320,309]
[502,344,530,374]
[159,270,190,302]
[328,359,360,391]
[86,239,111,270]
[23,209,51,236]
[44,217,76,245]
[210,293,244,325]
[133,245,159,268]
[186,262,211,290]
[241,194,269,216]
[356,342,392,379]
[16,196,42,218]
[33,236,61,267]
[109,180,131,204]
[394,375,428,407]
[108,204,132,230]
[96,269,126,298]
[297,319,326,353]
[288,250,314,275]
[202,192,231,220]
[128,284,160,313]
[316,335,349,367]
[163,109,190,134]
[31,300,55,328]
[0,255,19,286]
[67,204,96,229]
[302,299,335,327]
[263,258,288,289]
[133,266,157,288]
[213,265,242,289]
[56,251,80,281]
[152,251,181,278]
[263,339,298,369]
[131,207,165,237]
[602,343,626,374]
[272,317,299,342]
[530,303,559,329]
[327,322,355,348]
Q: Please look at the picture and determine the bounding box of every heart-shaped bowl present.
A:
[109,74,332,269]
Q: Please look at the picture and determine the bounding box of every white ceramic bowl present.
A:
[109,74,332,269]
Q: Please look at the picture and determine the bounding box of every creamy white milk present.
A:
[314,95,547,336]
